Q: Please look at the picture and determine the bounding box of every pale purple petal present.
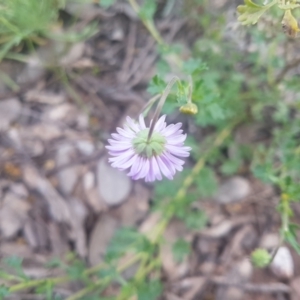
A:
[156,156,173,180]
[132,158,149,180]
[154,115,166,131]
[169,129,183,136]
[106,144,131,152]
[127,156,142,177]
[108,150,128,157]
[139,115,146,129]
[108,151,135,163]
[111,155,135,169]
[145,159,155,182]
[126,116,140,133]
[116,127,135,138]
[116,154,138,170]
[130,157,143,179]
[109,148,135,163]
[123,124,136,134]
[161,154,176,175]
[107,139,131,147]
[162,152,183,172]
[106,114,191,182]
[111,133,131,141]
[162,123,182,136]
[163,151,185,166]
[151,157,162,181]
[166,134,187,145]
[165,145,191,157]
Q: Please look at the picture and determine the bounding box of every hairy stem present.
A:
[147,76,180,141]
[148,118,241,243]
[128,0,165,46]
[140,93,161,117]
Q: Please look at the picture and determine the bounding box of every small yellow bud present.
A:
[179,103,198,115]
[282,10,300,38]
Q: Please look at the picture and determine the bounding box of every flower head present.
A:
[106,115,191,182]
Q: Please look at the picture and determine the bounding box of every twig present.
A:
[119,21,137,83]
[275,56,300,84]
[126,35,156,86]
[211,276,290,294]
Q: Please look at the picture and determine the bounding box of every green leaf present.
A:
[172,239,191,263]
[0,286,10,298]
[45,257,62,268]
[251,162,275,184]
[156,59,170,75]
[137,279,162,300]
[221,159,241,175]
[183,209,208,229]
[154,169,190,199]
[176,82,189,105]
[99,0,116,8]
[66,260,86,280]
[53,295,64,300]
[3,255,27,279]
[278,3,300,10]
[208,103,225,120]
[237,0,277,25]
[98,265,118,280]
[194,167,218,197]
[3,256,23,270]
[161,100,177,115]
[139,0,157,20]
[283,224,300,255]
[183,58,208,75]
[119,284,136,299]
[148,75,166,95]
[105,228,153,262]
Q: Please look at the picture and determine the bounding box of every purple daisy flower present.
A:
[106,115,191,182]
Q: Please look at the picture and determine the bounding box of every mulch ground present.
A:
[0,1,299,299]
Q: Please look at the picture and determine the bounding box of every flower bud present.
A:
[179,103,198,115]
[251,248,271,268]
[282,10,300,38]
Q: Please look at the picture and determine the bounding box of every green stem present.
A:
[147,76,180,141]
[269,193,290,263]
[127,118,242,299]
[6,117,241,299]
[84,263,105,276]
[66,278,110,300]
[127,0,164,46]
[133,255,148,283]
[0,71,19,91]
[140,94,162,117]
[187,75,193,103]
[0,272,25,282]
[9,276,68,293]
[281,193,290,234]
[148,117,243,243]
[67,253,143,300]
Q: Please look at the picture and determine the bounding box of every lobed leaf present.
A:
[172,239,191,263]
[137,279,162,300]
[278,3,300,10]
[237,0,277,25]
